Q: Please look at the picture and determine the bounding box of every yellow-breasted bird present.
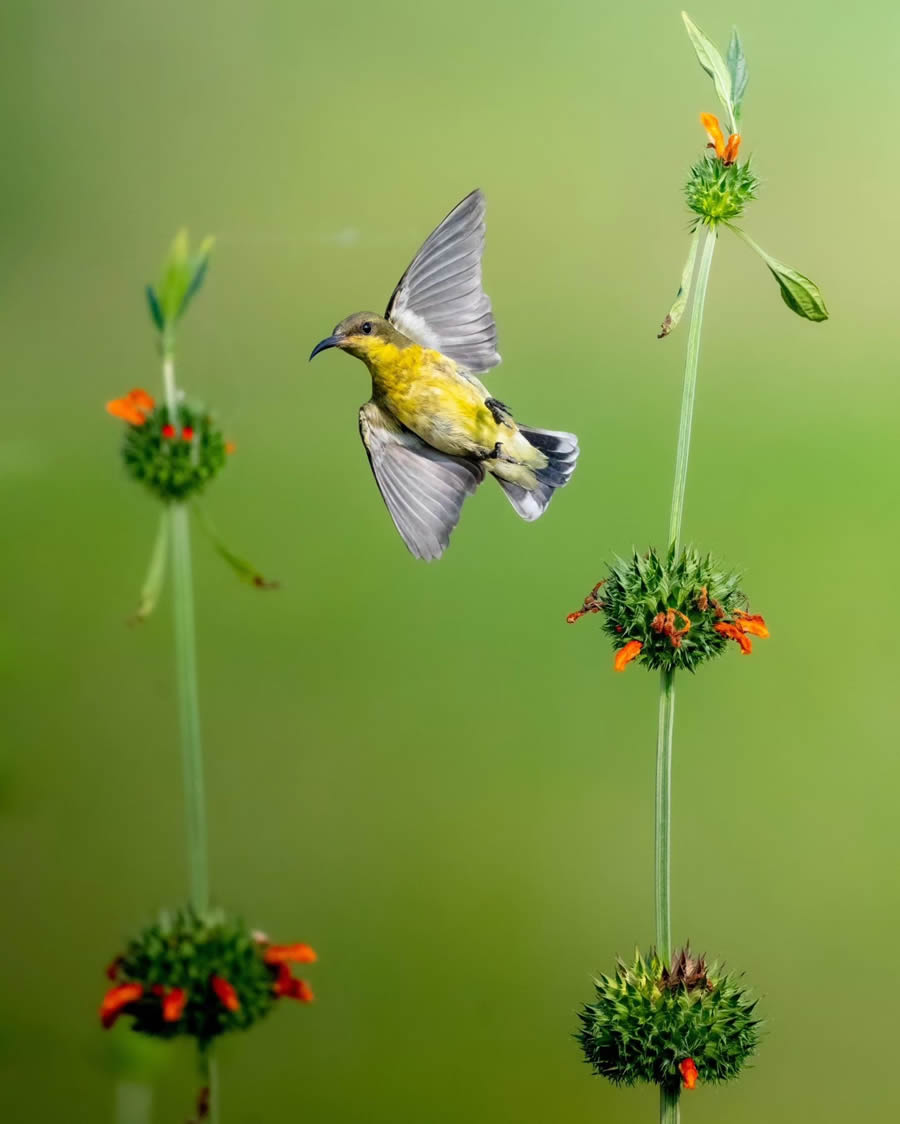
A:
[310,189,579,560]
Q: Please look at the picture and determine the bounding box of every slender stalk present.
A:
[660,1084,681,1124]
[655,224,716,1124]
[163,346,216,1117]
[668,226,717,551]
[199,1046,221,1124]
[170,498,208,913]
[654,669,676,960]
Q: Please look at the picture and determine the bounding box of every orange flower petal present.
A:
[273,963,314,1002]
[128,388,155,412]
[264,943,317,966]
[714,622,753,654]
[613,640,643,672]
[734,611,769,638]
[225,441,237,455]
[700,112,726,159]
[679,1057,698,1091]
[106,388,155,426]
[723,133,741,164]
[161,987,188,1022]
[100,982,143,1028]
[210,975,241,1012]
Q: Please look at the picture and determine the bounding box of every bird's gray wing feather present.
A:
[385,189,501,374]
[358,401,485,561]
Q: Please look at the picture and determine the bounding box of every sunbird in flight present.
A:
[310,189,579,560]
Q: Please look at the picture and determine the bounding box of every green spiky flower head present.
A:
[685,153,759,227]
[567,545,769,673]
[99,908,316,1045]
[578,948,761,1090]
[119,398,229,501]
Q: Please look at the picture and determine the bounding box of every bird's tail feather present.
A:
[497,426,579,521]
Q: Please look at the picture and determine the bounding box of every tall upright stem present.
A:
[163,345,215,1116]
[654,669,676,960]
[655,224,716,1124]
[170,499,208,913]
[668,226,717,551]
[660,1084,681,1124]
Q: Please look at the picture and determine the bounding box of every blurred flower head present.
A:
[99,909,315,1045]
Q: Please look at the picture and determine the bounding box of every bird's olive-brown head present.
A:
[309,313,407,362]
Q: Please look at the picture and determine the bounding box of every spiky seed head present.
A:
[121,401,228,502]
[577,948,761,1090]
[586,545,762,674]
[685,155,759,227]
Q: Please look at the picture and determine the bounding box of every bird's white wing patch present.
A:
[358,401,485,561]
[385,189,501,374]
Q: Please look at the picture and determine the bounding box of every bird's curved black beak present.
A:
[309,335,340,361]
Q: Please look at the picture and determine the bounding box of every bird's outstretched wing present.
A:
[358,401,485,561]
[385,189,501,374]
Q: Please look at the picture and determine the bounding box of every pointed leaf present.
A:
[145,284,164,333]
[727,224,829,322]
[726,28,749,121]
[193,504,279,590]
[158,228,192,325]
[180,236,215,321]
[131,512,169,624]
[682,12,737,134]
[658,227,701,338]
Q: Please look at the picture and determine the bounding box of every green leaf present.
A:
[131,511,169,623]
[726,28,748,122]
[154,230,215,327]
[145,284,164,333]
[681,12,737,134]
[727,224,829,322]
[158,228,191,325]
[658,227,701,338]
[193,503,279,590]
[181,236,215,321]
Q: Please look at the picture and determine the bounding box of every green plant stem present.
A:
[668,225,717,551]
[170,499,208,913]
[660,1084,681,1124]
[653,226,716,1121]
[199,1046,221,1124]
[164,346,216,1118]
[654,669,676,960]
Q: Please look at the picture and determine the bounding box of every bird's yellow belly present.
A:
[371,350,499,456]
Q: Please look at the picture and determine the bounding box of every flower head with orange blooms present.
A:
[578,947,760,1091]
[567,545,767,674]
[99,908,315,1045]
[106,390,231,502]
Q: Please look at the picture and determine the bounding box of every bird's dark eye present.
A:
[361,321,372,334]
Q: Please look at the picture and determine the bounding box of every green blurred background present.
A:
[2,0,898,1120]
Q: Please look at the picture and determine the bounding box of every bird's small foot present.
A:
[476,441,504,462]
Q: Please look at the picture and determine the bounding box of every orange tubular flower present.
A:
[734,610,769,638]
[100,982,143,1028]
[106,388,155,426]
[273,962,315,1002]
[210,975,241,1012]
[161,987,188,1022]
[714,621,753,654]
[613,639,643,672]
[679,1057,699,1090]
[700,112,741,165]
[263,943,318,966]
[181,426,195,442]
[161,423,176,439]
